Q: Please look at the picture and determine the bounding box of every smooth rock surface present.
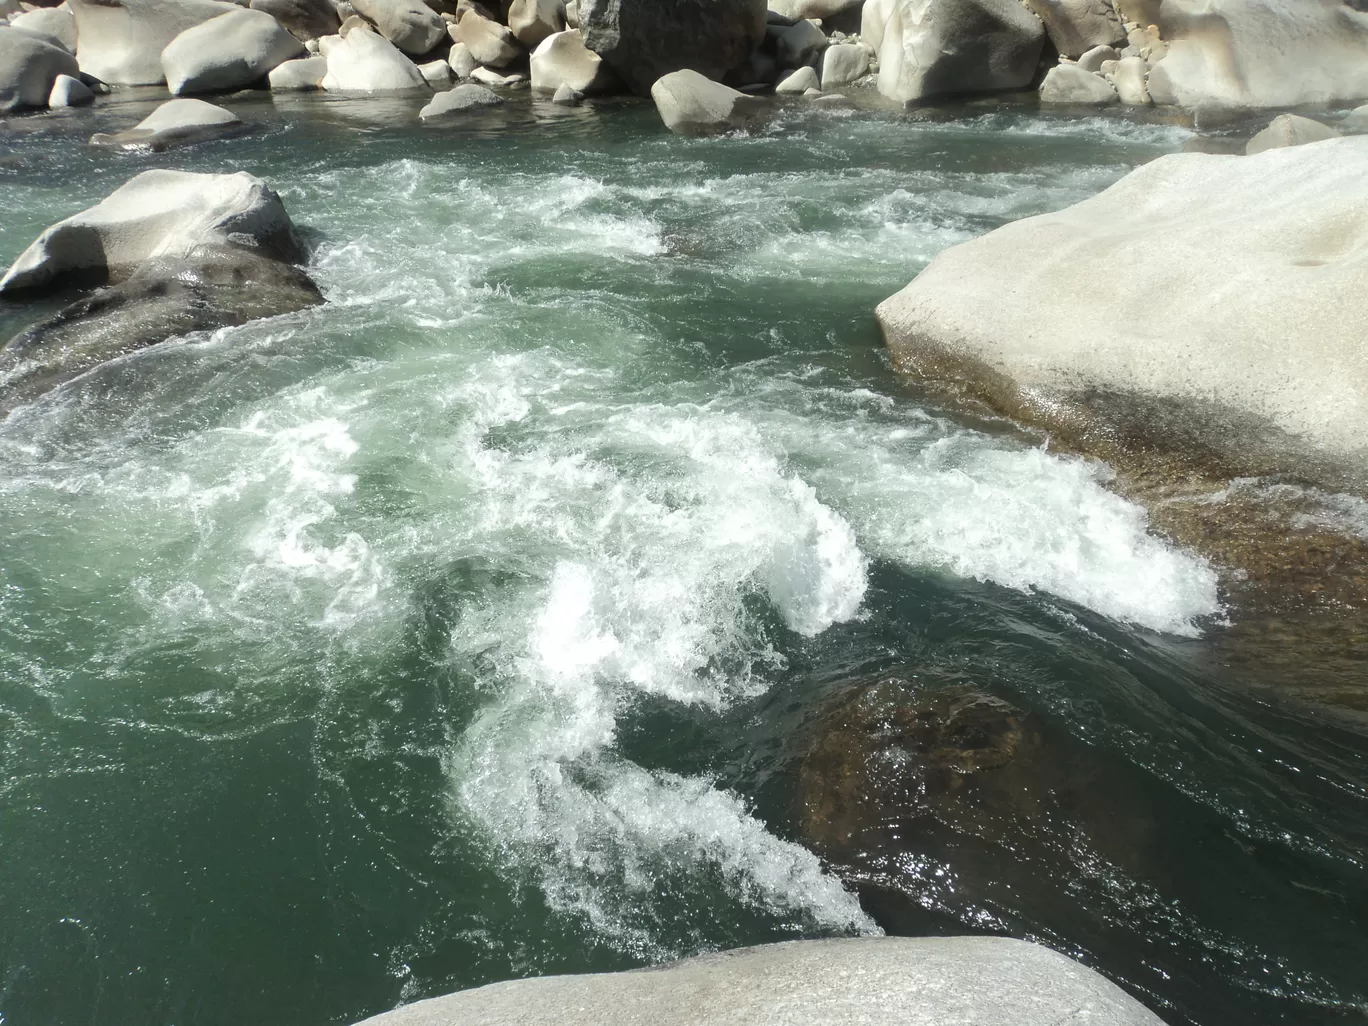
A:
[820,41,868,88]
[1342,103,1368,133]
[768,0,862,20]
[877,136,1368,486]
[1039,61,1115,103]
[579,0,767,96]
[47,70,91,105]
[418,57,452,86]
[1076,43,1118,73]
[351,0,445,54]
[447,39,476,76]
[650,66,766,135]
[775,63,819,93]
[1147,0,1368,109]
[268,53,328,87]
[88,97,244,151]
[162,7,305,95]
[1245,113,1339,155]
[250,0,340,40]
[349,938,1166,1026]
[529,29,617,94]
[1020,0,1123,58]
[860,0,894,52]
[417,80,500,116]
[874,0,1045,104]
[68,0,238,85]
[320,25,426,90]
[1110,53,1149,104]
[451,8,521,66]
[507,0,563,47]
[0,22,78,110]
[10,4,76,52]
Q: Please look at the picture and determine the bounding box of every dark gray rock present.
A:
[250,0,341,40]
[579,0,766,96]
[0,23,79,111]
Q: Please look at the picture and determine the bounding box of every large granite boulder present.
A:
[68,0,239,85]
[351,0,445,55]
[651,67,767,135]
[529,29,618,94]
[250,0,341,40]
[507,0,564,47]
[579,0,767,96]
[872,0,1045,104]
[162,8,305,94]
[876,135,1368,490]
[10,4,77,52]
[1147,0,1368,109]
[320,24,426,90]
[348,937,1165,1026]
[88,97,245,150]
[450,8,522,67]
[1019,0,1123,58]
[0,23,78,110]
[0,170,320,408]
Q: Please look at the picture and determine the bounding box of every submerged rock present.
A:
[349,937,1165,1026]
[871,0,1045,104]
[418,82,501,117]
[651,68,768,135]
[0,170,320,407]
[89,97,245,151]
[162,7,305,95]
[579,0,767,96]
[0,23,79,111]
[1245,113,1339,155]
[68,0,239,86]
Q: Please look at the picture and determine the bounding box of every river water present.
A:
[0,92,1365,1026]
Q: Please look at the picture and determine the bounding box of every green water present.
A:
[1,92,1365,1026]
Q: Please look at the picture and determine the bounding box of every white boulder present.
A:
[1019,0,1124,58]
[320,24,426,90]
[447,39,476,77]
[1039,61,1116,103]
[11,4,76,52]
[0,22,78,110]
[877,136,1368,480]
[350,0,444,54]
[417,81,501,117]
[349,938,1166,1026]
[820,42,868,88]
[1110,53,1149,104]
[1245,113,1339,155]
[68,0,238,85]
[268,53,327,87]
[650,67,766,135]
[417,57,451,86]
[1147,0,1368,109]
[48,70,92,105]
[529,29,616,94]
[507,0,564,48]
[0,169,298,294]
[1342,104,1368,133]
[874,0,1045,104]
[162,8,305,94]
[775,64,819,93]
[89,97,243,150]
[450,8,521,66]
[860,0,894,52]
[1076,43,1118,73]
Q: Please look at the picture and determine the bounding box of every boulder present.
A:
[873,0,1045,104]
[447,39,476,76]
[0,23,78,110]
[1147,0,1368,109]
[1075,43,1117,73]
[1019,0,1123,58]
[1109,52,1148,104]
[529,28,618,94]
[768,0,862,20]
[47,70,91,104]
[0,170,319,409]
[162,8,305,94]
[1342,104,1368,133]
[417,80,501,116]
[417,56,451,85]
[250,0,340,40]
[876,135,1368,491]
[507,0,563,47]
[67,0,238,85]
[775,63,819,93]
[579,0,767,96]
[550,81,580,102]
[651,67,767,134]
[348,938,1165,1026]
[1038,61,1115,103]
[320,24,427,90]
[775,17,827,68]
[10,4,76,52]
[860,0,893,51]
[450,8,521,65]
[351,0,445,54]
[88,97,244,151]
[819,41,868,87]
[267,53,327,87]
[1245,113,1339,155]
[469,64,525,85]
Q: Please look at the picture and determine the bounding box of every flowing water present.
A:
[0,92,1365,1026]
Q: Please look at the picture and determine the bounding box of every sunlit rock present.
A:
[0,22,77,110]
[162,8,305,95]
[68,0,238,85]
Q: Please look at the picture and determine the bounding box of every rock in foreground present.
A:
[651,68,766,135]
[877,136,1368,484]
[349,937,1164,1026]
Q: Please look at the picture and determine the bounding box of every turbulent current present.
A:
[1,94,1365,1026]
